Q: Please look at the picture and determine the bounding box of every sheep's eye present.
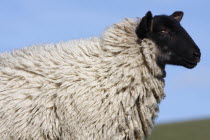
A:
[160,28,168,33]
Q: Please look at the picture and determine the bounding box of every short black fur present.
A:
[136,11,201,69]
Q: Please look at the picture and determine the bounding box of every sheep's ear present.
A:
[136,11,153,39]
[171,11,184,22]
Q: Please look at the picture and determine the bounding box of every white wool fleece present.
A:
[0,18,165,140]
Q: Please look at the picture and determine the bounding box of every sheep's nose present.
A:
[193,51,201,62]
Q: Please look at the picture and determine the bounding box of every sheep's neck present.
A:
[100,18,166,139]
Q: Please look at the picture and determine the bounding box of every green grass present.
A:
[148,119,210,140]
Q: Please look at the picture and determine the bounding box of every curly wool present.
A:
[0,18,165,140]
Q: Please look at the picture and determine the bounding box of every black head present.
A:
[136,11,201,69]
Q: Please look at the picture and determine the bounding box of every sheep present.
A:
[0,11,201,140]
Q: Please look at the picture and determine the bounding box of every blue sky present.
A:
[0,0,209,123]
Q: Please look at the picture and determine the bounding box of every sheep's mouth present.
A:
[182,59,198,69]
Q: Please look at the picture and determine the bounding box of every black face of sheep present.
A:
[136,11,201,69]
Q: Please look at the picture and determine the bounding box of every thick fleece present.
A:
[0,18,165,140]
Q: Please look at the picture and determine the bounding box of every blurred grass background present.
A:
[148,119,210,140]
